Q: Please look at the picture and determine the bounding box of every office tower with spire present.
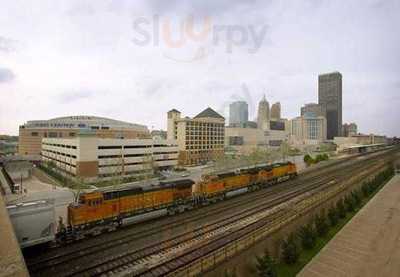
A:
[257,94,270,130]
[270,102,281,120]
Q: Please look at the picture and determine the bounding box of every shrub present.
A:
[281,234,300,265]
[256,250,277,277]
[361,182,370,197]
[315,154,323,163]
[314,211,329,237]
[328,206,339,227]
[336,199,347,218]
[298,223,316,249]
[344,195,355,212]
[352,190,362,207]
[304,154,314,166]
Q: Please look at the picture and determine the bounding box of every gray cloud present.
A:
[1,0,400,137]
[0,68,15,83]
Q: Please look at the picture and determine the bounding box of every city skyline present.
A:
[0,1,399,137]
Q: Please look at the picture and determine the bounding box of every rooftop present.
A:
[21,115,148,131]
[194,107,225,120]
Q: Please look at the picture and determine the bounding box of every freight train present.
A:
[59,161,297,242]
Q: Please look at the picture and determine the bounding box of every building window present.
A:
[229,136,244,146]
[49,132,58,138]
[98,145,122,149]
[31,132,39,136]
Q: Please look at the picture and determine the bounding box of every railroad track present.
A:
[44,156,382,276]
[26,148,396,276]
[26,156,368,271]
[79,157,382,277]
[27,172,331,275]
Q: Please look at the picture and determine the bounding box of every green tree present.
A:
[303,154,314,166]
[315,154,323,163]
[298,223,316,249]
[351,190,362,207]
[281,234,300,265]
[336,199,347,219]
[256,250,277,277]
[361,182,370,197]
[327,206,339,227]
[314,211,329,237]
[344,195,355,212]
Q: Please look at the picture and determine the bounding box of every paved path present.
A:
[298,174,400,277]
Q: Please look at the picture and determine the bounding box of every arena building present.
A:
[41,132,178,182]
[19,116,150,156]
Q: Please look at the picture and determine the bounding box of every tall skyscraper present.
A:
[318,72,342,139]
[257,94,270,129]
[270,102,281,120]
[229,101,248,126]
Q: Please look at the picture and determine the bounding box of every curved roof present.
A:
[24,115,148,131]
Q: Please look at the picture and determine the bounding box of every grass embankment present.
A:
[275,168,394,276]
[277,204,364,276]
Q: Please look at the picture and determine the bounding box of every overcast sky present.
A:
[0,0,399,136]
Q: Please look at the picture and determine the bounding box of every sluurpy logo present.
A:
[132,15,268,62]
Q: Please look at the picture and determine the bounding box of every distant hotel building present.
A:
[41,133,178,181]
[167,108,225,166]
[19,116,150,156]
[229,101,248,126]
[290,113,327,145]
[318,72,343,139]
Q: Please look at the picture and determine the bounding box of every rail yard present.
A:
[23,147,398,276]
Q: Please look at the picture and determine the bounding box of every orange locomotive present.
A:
[195,161,297,201]
[65,179,193,238]
[61,162,297,240]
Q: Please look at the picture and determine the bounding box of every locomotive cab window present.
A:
[89,199,103,206]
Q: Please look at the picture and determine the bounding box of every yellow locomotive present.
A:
[63,161,297,240]
[195,162,297,201]
[66,179,193,238]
